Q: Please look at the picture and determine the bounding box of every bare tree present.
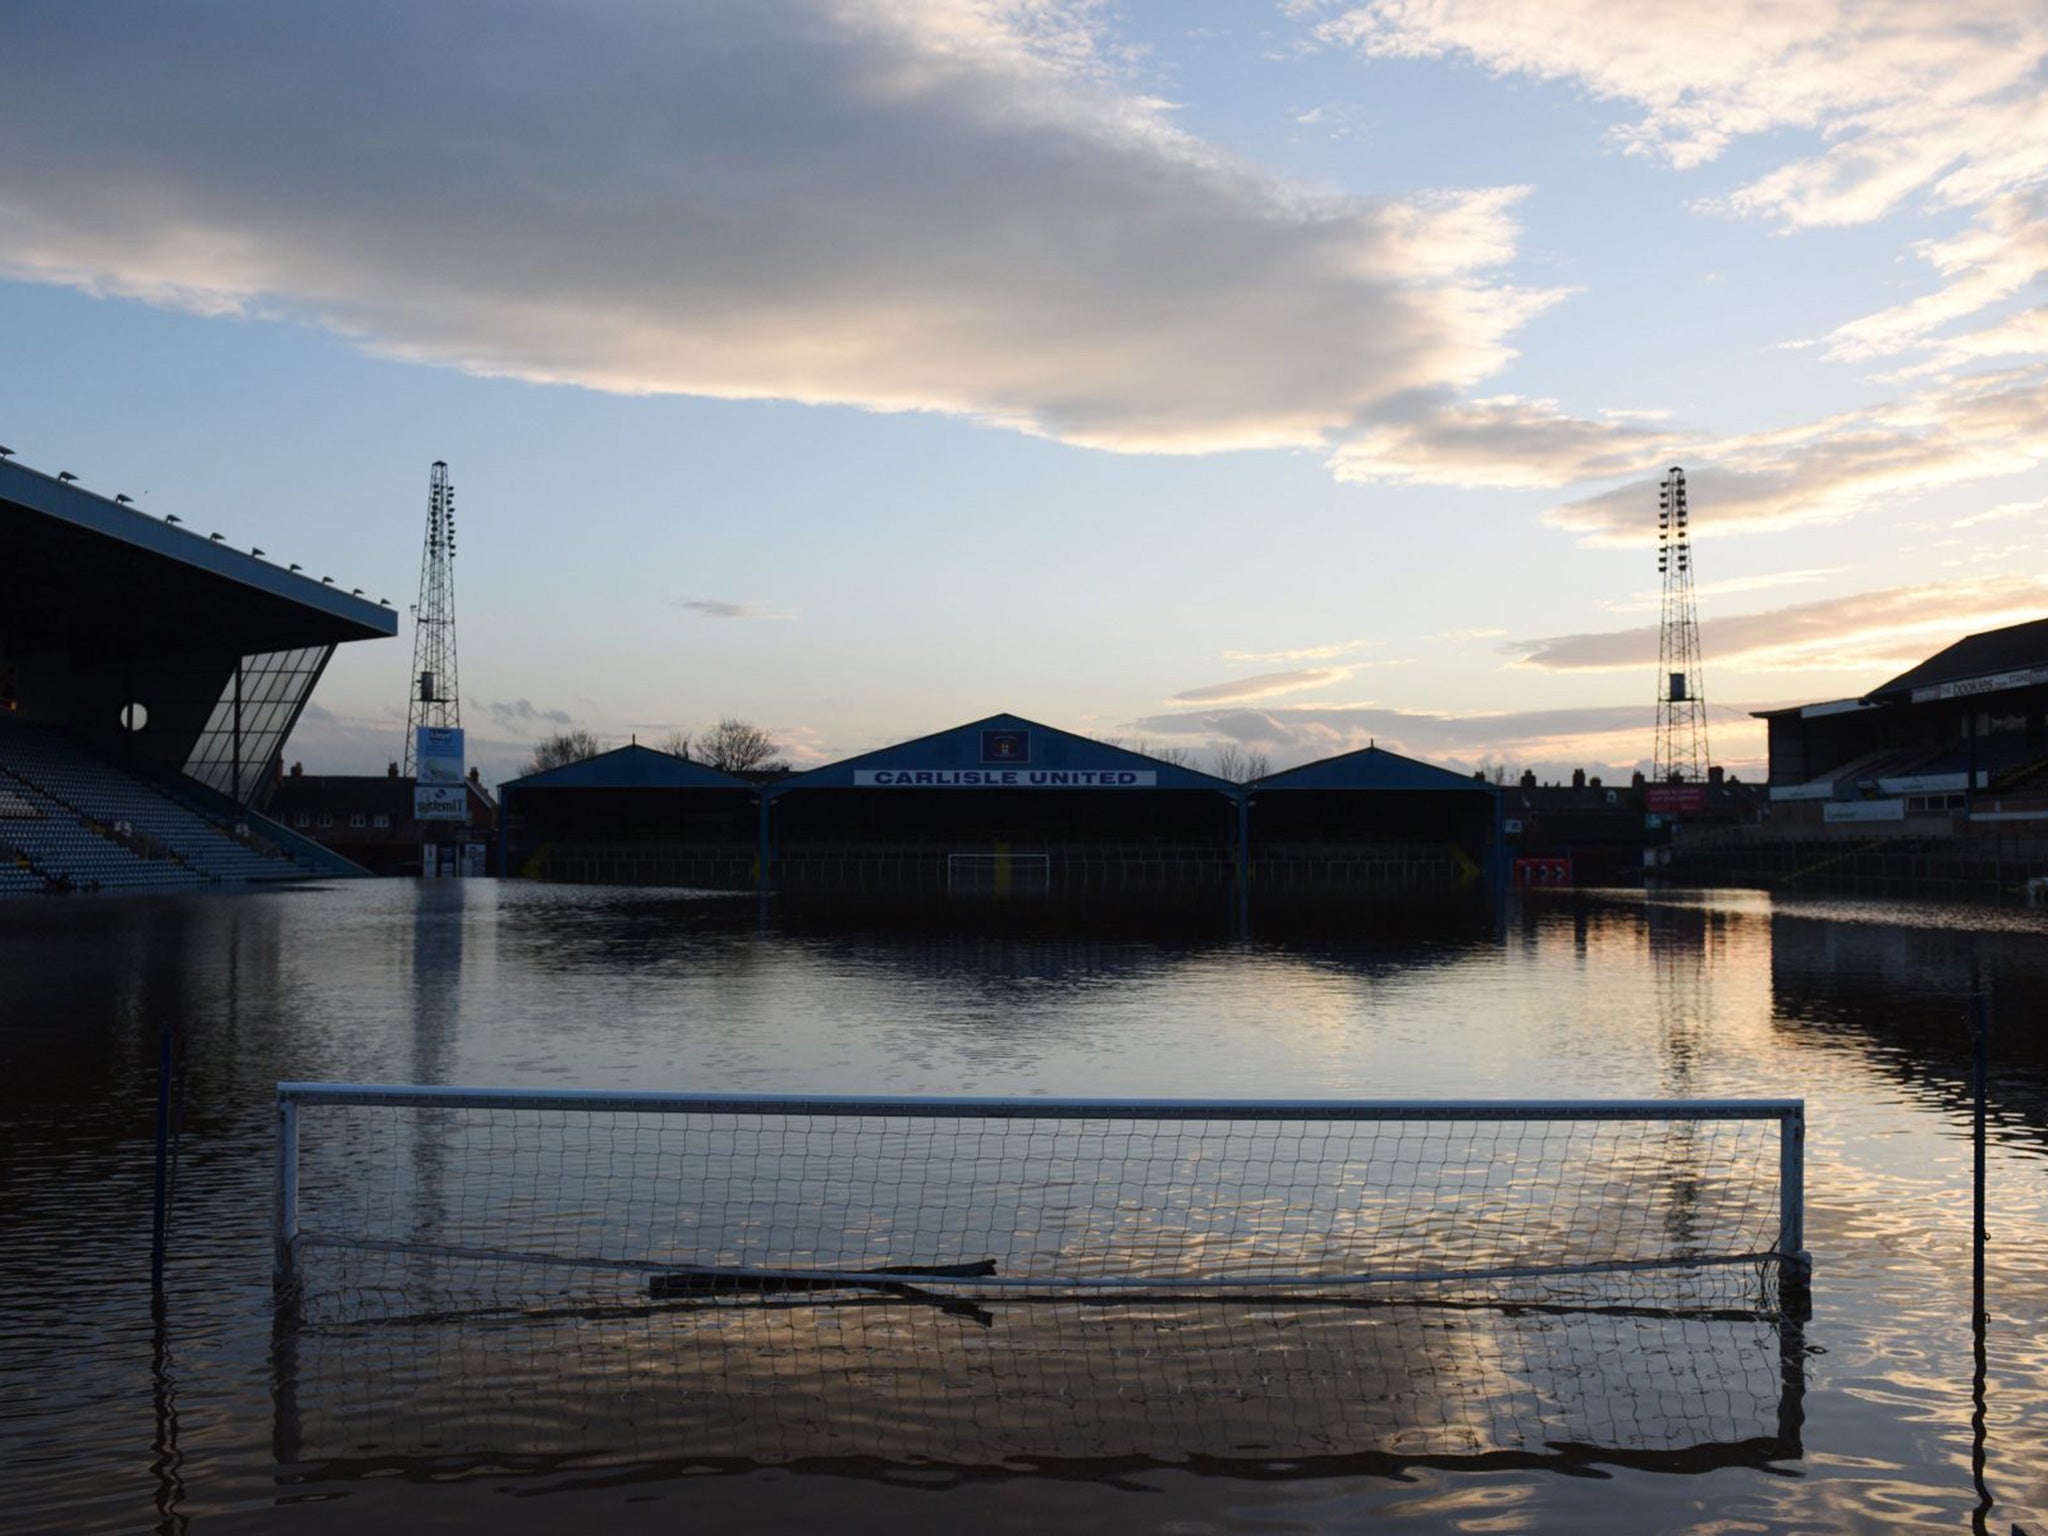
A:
[1210,743,1271,783]
[1093,733,1195,767]
[662,731,693,761]
[698,716,787,774]
[520,729,603,776]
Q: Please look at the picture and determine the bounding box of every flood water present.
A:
[3,879,2046,1534]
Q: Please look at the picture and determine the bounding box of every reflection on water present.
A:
[275,1297,1803,1481]
[1769,907,2048,1152]
[1,881,2045,1534]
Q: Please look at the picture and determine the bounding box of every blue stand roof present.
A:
[1256,744,1498,796]
[501,744,756,792]
[776,713,1235,793]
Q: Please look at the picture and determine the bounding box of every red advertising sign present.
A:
[1645,784,1707,814]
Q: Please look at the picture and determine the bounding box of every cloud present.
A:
[1131,699,1764,774]
[1317,0,2045,218]
[1168,667,1355,704]
[680,599,798,621]
[485,698,574,729]
[771,723,835,766]
[1329,391,1689,487]
[1824,190,2048,363]
[1221,639,1380,663]
[0,1,1558,457]
[1510,576,2048,674]
[1544,368,2048,543]
[1316,1,2048,374]
[1954,497,2047,528]
[1603,567,1848,614]
[283,699,530,782]
[1880,305,2048,382]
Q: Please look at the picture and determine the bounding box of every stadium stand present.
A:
[1758,616,2048,825]
[0,716,315,889]
[3,451,396,896]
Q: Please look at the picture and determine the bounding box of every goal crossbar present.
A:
[274,1084,1808,1311]
[277,1082,1801,1122]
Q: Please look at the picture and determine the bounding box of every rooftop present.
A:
[1866,615,2048,703]
[1,456,396,655]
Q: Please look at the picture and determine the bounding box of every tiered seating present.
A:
[0,838,48,893]
[1776,742,1948,800]
[0,719,316,892]
[1869,736,2034,784]
[0,766,204,890]
[1843,742,1947,784]
[1995,754,2048,795]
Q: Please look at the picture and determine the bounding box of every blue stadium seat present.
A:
[0,718,318,894]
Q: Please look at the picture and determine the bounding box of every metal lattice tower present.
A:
[401,461,460,774]
[1654,466,1711,782]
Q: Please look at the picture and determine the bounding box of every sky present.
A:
[3,0,2046,789]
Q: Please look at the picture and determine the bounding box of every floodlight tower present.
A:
[1654,467,1711,782]
[401,461,460,775]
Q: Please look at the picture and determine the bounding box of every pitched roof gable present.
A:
[779,713,1234,791]
[500,743,755,791]
[1257,743,1497,794]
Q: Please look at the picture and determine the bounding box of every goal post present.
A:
[945,850,1051,896]
[273,1084,1808,1319]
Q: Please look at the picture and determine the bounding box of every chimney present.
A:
[1708,764,1725,786]
[1571,768,1586,789]
[1589,775,1602,789]
[1631,770,1646,788]
[1519,769,1537,789]
[289,761,303,777]
[387,761,399,779]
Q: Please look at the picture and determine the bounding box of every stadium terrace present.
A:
[1,456,392,892]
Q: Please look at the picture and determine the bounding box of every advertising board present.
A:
[414,785,468,822]
[415,727,465,786]
[1644,784,1707,814]
[1823,799,1907,824]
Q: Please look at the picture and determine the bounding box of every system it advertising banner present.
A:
[414,785,469,822]
[415,726,465,785]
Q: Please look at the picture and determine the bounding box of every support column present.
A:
[1235,791,1250,938]
[231,659,244,805]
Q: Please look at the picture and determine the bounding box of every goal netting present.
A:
[274,1086,1806,1325]
[945,851,1051,895]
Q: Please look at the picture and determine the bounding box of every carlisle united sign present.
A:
[852,769,1157,787]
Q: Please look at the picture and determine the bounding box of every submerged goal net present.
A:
[945,851,1052,895]
[274,1085,1806,1325]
